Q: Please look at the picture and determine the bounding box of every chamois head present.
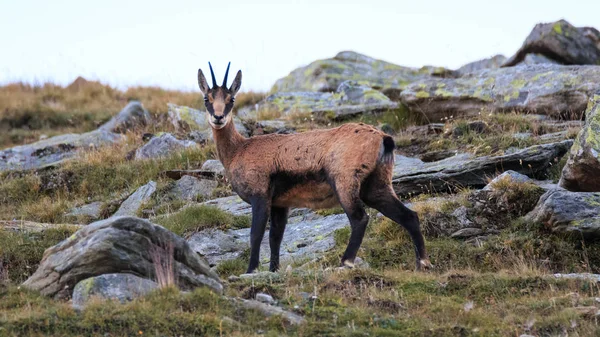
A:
[197,62,242,129]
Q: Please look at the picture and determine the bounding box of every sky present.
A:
[0,0,599,93]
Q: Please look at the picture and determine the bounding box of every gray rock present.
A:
[72,273,159,310]
[254,120,295,135]
[522,53,561,66]
[134,133,197,160]
[482,170,534,191]
[400,64,600,121]
[255,292,276,305]
[560,92,600,192]
[392,140,572,197]
[201,195,252,216]
[271,50,455,95]
[167,103,249,137]
[525,189,600,238]
[188,213,349,266]
[0,129,122,172]
[234,298,306,325]
[65,201,104,221]
[240,81,398,121]
[201,159,225,176]
[170,176,218,201]
[113,181,157,217]
[99,101,152,134]
[22,216,222,299]
[0,220,81,233]
[451,228,483,239]
[456,54,507,75]
[503,20,600,67]
[554,273,600,282]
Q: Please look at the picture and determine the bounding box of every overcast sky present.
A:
[1,0,598,92]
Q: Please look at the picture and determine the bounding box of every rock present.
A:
[482,170,534,191]
[451,228,483,239]
[65,201,104,221]
[22,216,222,299]
[188,213,349,266]
[399,64,600,121]
[419,150,460,163]
[456,54,507,75]
[99,101,152,134]
[162,169,221,180]
[113,181,157,217]
[0,129,122,172]
[525,189,600,238]
[0,220,82,233]
[560,93,600,192]
[554,273,600,282]
[201,159,225,176]
[522,53,561,66]
[450,120,489,137]
[167,103,249,137]
[255,292,276,305]
[253,120,296,135]
[271,50,455,95]
[134,133,197,160]
[72,273,159,310]
[503,20,600,67]
[170,176,218,201]
[234,298,306,325]
[240,81,398,121]
[392,140,572,197]
[200,195,252,216]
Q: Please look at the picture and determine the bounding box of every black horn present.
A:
[208,62,218,88]
[222,62,231,87]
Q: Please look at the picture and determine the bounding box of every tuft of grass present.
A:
[154,205,251,236]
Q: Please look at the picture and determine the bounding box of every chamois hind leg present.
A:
[247,196,271,273]
[333,180,370,268]
[361,172,431,270]
[269,206,289,272]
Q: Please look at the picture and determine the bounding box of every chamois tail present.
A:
[379,136,395,165]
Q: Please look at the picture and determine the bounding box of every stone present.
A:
[271,50,455,95]
[450,120,489,137]
[399,64,600,121]
[392,140,572,197]
[188,213,349,267]
[451,228,483,239]
[255,292,276,305]
[253,120,295,135]
[170,176,217,201]
[22,216,222,299]
[113,181,157,217]
[201,159,225,176]
[456,54,507,75]
[560,93,600,192]
[72,273,159,310]
[65,201,104,221]
[234,298,306,325]
[482,170,534,191]
[200,195,252,216]
[134,133,197,160]
[503,20,600,67]
[0,129,122,172]
[525,189,600,238]
[0,220,81,233]
[167,103,249,137]
[240,80,398,121]
[99,101,152,134]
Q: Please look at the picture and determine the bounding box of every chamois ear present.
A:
[197,69,210,95]
[229,70,242,96]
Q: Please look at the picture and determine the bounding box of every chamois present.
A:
[197,62,431,273]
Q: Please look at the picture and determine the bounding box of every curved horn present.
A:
[222,62,231,87]
[208,62,217,88]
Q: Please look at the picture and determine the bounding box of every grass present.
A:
[154,204,251,236]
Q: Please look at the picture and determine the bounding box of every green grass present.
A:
[154,204,251,236]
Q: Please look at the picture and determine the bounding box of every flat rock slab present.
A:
[240,80,398,121]
[22,216,222,299]
[169,176,218,201]
[201,195,252,216]
[271,50,455,94]
[525,189,600,238]
[560,92,600,192]
[99,101,152,134]
[400,64,600,121]
[392,140,572,197]
[72,273,159,310]
[113,181,157,217]
[65,201,104,222]
[0,220,82,233]
[188,213,349,266]
[134,133,197,160]
[503,20,600,67]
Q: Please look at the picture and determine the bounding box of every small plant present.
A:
[149,240,176,288]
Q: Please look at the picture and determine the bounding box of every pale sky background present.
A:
[0,0,598,93]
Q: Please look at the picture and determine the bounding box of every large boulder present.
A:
[72,273,159,310]
[270,51,455,95]
[392,140,572,197]
[525,189,600,238]
[0,130,122,172]
[22,216,222,299]
[239,80,399,121]
[399,64,600,121]
[503,20,600,67]
[134,133,197,160]
[99,101,152,133]
[559,93,600,192]
[167,104,249,138]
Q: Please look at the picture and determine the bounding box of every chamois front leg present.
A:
[269,207,289,272]
[247,196,271,273]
